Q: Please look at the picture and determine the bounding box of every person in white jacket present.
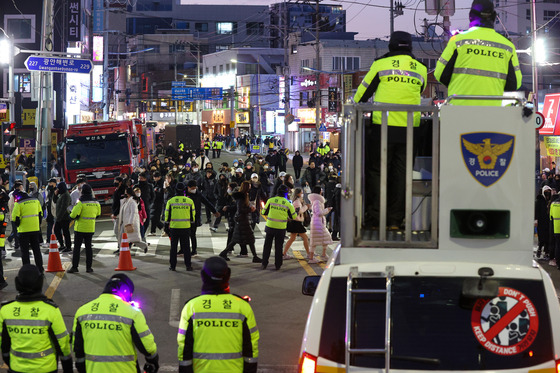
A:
[308,186,333,262]
[116,187,148,253]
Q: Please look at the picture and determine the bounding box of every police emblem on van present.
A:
[461,132,515,187]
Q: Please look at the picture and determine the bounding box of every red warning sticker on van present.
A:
[471,287,538,356]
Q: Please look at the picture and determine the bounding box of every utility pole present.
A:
[390,0,395,34]
[531,0,539,111]
[314,0,321,140]
[282,0,291,150]
[36,0,54,184]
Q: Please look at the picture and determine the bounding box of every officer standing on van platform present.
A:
[0,264,73,372]
[67,184,101,274]
[0,183,9,290]
[165,182,195,272]
[434,0,522,105]
[260,184,296,270]
[12,189,44,272]
[72,274,159,373]
[177,256,259,373]
[354,31,427,230]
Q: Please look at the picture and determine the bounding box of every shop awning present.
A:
[539,94,560,135]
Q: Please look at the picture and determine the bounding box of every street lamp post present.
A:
[0,38,16,184]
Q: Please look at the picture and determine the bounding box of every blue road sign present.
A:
[24,56,93,74]
[172,81,187,87]
[172,87,223,101]
[319,124,328,132]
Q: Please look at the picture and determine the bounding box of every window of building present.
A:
[246,22,264,35]
[332,56,360,71]
[4,14,35,43]
[216,45,230,51]
[213,66,217,74]
[136,0,172,11]
[301,59,310,74]
[544,10,559,21]
[195,23,209,32]
[217,22,237,34]
[175,22,189,30]
[220,65,224,73]
[226,63,230,72]
[526,9,531,20]
[14,73,31,93]
[206,67,209,74]
[291,45,298,54]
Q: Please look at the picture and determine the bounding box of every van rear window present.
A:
[319,277,553,370]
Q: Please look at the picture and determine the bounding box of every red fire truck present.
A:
[62,120,142,203]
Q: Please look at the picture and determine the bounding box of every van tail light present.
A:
[556,359,560,373]
[299,352,317,373]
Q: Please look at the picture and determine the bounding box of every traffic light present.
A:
[1,122,16,157]
[13,92,22,128]
[125,88,131,106]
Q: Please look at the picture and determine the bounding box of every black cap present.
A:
[176,182,186,192]
[470,0,496,22]
[48,178,57,183]
[103,274,134,302]
[389,31,412,52]
[76,177,87,184]
[187,180,198,188]
[201,256,231,293]
[81,184,93,195]
[277,184,289,196]
[15,264,43,294]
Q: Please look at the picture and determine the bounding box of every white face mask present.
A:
[329,166,334,171]
[227,189,233,195]
[173,168,177,172]
[135,192,141,197]
[264,166,269,169]
[189,188,197,194]
[233,164,238,168]
[193,168,199,172]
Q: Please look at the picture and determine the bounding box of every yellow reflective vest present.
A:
[0,297,72,372]
[204,141,211,150]
[178,293,259,373]
[72,293,158,373]
[551,201,560,234]
[434,26,522,106]
[354,53,427,127]
[12,197,42,233]
[165,196,195,229]
[261,196,296,230]
[70,200,101,233]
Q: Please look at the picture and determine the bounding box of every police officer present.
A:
[0,182,9,289]
[354,31,427,229]
[177,256,259,373]
[260,184,296,270]
[434,0,522,105]
[203,139,211,157]
[12,189,44,272]
[0,264,73,372]
[215,138,223,158]
[165,182,195,272]
[551,195,560,268]
[67,184,101,273]
[72,274,159,373]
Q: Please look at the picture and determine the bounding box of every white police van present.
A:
[299,98,560,372]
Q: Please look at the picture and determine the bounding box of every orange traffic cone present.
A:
[115,233,137,271]
[46,234,65,273]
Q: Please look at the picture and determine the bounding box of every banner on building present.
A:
[67,0,81,42]
[544,136,560,156]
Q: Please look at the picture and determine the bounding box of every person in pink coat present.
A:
[307,186,333,262]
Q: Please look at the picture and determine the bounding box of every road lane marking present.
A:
[293,250,317,276]
[45,262,72,299]
[169,288,181,328]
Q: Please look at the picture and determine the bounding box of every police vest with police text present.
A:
[70,200,101,233]
[72,293,158,373]
[261,196,296,230]
[434,26,522,106]
[178,293,259,373]
[0,298,72,372]
[165,196,195,229]
[12,198,42,233]
[354,54,427,127]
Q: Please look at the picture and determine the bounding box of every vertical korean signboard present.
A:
[67,0,81,42]
[93,0,104,33]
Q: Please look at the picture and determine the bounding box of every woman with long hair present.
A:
[282,188,312,262]
[308,185,333,262]
[218,181,262,263]
[117,187,148,253]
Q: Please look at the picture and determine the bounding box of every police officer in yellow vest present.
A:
[203,139,211,157]
[177,256,259,373]
[550,196,560,269]
[354,31,427,229]
[0,264,73,372]
[72,274,159,373]
[215,139,223,158]
[434,0,522,106]
[67,184,101,274]
[11,189,44,272]
[165,182,195,271]
[260,184,296,270]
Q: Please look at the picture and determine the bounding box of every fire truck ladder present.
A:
[345,265,394,373]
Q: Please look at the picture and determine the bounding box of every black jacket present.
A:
[137,180,155,209]
[231,192,255,245]
[292,154,303,169]
[186,190,217,225]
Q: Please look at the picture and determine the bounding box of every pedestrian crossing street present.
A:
[81,218,314,264]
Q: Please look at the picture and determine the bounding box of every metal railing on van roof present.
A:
[340,102,439,248]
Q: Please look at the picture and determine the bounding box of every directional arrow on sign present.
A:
[24,56,93,74]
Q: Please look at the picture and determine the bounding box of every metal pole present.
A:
[174,49,178,125]
[315,0,321,141]
[257,54,262,153]
[531,0,539,111]
[197,38,201,129]
[390,0,395,34]
[103,18,109,120]
[230,85,234,137]
[8,40,15,186]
